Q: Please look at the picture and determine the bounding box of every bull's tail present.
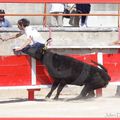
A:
[90,60,108,73]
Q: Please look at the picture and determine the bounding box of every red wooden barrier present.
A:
[0,55,31,86]
[0,53,120,100]
[0,55,52,100]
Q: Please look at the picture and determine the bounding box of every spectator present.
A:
[69,4,91,27]
[76,4,91,27]
[69,4,79,27]
[0,9,11,27]
[49,3,64,27]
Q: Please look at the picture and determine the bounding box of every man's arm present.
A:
[15,37,32,51]
[2,32,23,41]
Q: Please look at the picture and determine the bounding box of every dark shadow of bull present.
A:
[14,48,111,100]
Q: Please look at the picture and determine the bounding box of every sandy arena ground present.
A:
[0,85,120,118]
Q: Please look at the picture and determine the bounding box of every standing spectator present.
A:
[76,4,91,27]
[69,4,91,27]
[49,3,64,27]
[69,4,79,27]
[0,9,11,27]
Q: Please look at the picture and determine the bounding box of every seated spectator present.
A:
[0,9,11,27]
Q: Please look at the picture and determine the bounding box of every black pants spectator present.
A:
[76,4,91,27]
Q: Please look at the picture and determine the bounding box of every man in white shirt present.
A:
[2,18,46,59]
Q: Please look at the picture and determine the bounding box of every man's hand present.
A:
[14,46,22,51]
[13,47,22,55]
[112,40,120,45]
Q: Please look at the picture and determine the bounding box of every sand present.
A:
[0,85,120,118]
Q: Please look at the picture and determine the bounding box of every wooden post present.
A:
[96,89,102,97]
[27,89,40,101]
[116,4,120,96]
[95,52,103,97]
[43,3,47,27]
[118,4,120,41]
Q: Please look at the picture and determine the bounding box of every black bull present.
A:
[15,49,111,99]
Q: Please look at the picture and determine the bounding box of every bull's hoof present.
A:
[115,93,120,97]
[87,94,95,98]
[53,96,59,100]
[45,96,51,100]
[45,97,53,101]
[46,94,51,98]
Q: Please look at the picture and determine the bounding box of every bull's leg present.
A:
[46,81,60,99]
[78,84,92,99]
[54,80,66,100]
[87,90,95,98]
[66,85,92,101]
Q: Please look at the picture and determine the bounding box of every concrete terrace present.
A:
[0,26,119,55]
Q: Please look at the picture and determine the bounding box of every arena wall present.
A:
[0,27,119,55]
